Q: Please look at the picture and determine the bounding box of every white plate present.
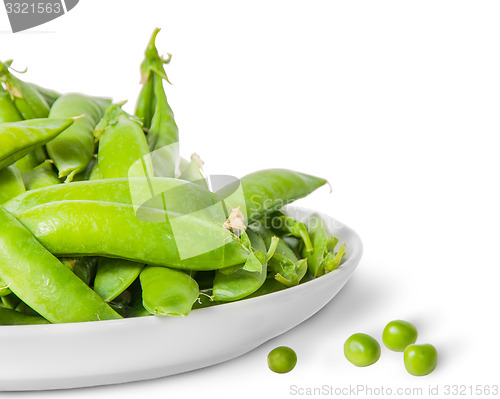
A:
[0,206,362,391]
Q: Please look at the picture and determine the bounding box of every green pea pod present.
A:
[47,94,109,182]
[135,28,170,129]
[17,200,250,270]
[147,74,179,177]
[217,169,327,222]
[0,306,49,325]
[140,266,199,316]
[94,259,145,302]
[270,212,314,253]
[135,28,179,176]
[60,257,98,286]
[213,231,278,302]
[148,74,178,150]
[0,118,74,171]
[0,85,22,122]
[0,165,25,204]
[135,73,155,130]
[27,83,60,107]
[0,205,121,323]
[95,103,153,179]
[1,82,50,175]
[0,61,50,119]
[4,177,215,213]
[21,160,60,190]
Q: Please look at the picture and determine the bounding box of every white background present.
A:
[2,1,500,398]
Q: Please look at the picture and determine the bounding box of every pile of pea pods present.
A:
[0,29,346,325]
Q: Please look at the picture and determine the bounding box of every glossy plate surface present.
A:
[0,206,363,391]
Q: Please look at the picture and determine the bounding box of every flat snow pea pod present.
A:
[140,266,199,316]
[0,307,49,325]
[94,103,153,179]
[0,61,50,119]
[0,165,25,204]
[0,85,22,122]
[218,169,327,222]
[213,231,278,302]
[17,200,250,270]
[22,160,60,190]
[47,93,110,182]
[94,259,145,302]
[0,205,121,323]
[27,83,60,107]
[147,74,180,178]
[60,257,98,286]
[0,118,74,171]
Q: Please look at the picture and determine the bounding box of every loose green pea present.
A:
[267,346,297,374]
[344,333,381,367]
[382,320,418,352]
[404,344,438,376]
